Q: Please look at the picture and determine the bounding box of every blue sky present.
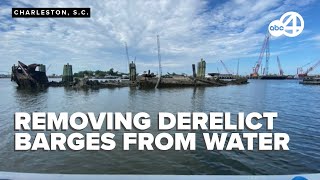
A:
[0,0,319,76]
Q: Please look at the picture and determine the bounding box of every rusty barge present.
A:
[11,61,49,88]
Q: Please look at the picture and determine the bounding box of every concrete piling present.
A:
[129,61,136,81]
[197,58,206,78]
[62,63,73,83]
[192,64,196,78]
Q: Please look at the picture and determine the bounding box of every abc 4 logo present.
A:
[268,11,304,37]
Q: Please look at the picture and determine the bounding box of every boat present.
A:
[299,76,320,85]
[259,75,288,80]
[11,61,49,88]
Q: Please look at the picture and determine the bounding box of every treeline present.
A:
[73,68,127,78]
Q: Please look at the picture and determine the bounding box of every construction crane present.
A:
[277,56,284,76]
[220,60,232,74]
[297,60,320,78]
[155,35,162,89]
[251,33,270,78]
[46,64,52,71]
[297,61,312,74]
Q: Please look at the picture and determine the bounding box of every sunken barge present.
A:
[137,74,247,89]
[137,60,247,88]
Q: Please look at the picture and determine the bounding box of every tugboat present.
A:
[11,61,49,88]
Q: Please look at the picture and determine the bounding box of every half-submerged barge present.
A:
[11,61,49,88]
[138,62,248,89]
[10,60,248,90]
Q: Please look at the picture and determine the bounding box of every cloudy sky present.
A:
[0,0,319,75]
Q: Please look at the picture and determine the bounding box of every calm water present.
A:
[0,78,319,175]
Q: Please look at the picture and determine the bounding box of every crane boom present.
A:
[220,60,231,74]
[251,33,270,77]
[46,64,52,71]
[277,56,284,76]
[305,60,320,74]
[125,42,130,67]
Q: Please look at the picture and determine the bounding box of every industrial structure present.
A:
[220,60,232,75]
[62,63,73,83]
[297,60,320,78]
[251,33,270,78]
[277,56,284,76]
[197,58,206,78]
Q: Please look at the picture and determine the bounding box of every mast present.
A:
[125,42,130,73]
[237,59,239,76]
[155,35,162,89]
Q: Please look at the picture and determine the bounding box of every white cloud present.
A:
[0,0,316,75]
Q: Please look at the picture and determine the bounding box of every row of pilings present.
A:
[192,58,206,79]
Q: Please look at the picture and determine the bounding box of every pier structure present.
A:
[129,61,136,81]
[197,58,206,78]
[62,63,73,83]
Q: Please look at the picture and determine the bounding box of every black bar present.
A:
[12,8,90,18]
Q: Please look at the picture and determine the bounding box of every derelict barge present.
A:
[137,74,247,89]
[10,60,248,89]
[11,61,49,88]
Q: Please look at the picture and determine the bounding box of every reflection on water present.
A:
[0,79,319,175]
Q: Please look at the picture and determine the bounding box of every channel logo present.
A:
[268,11,304,37]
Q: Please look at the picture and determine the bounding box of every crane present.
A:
[251,33,270,78]
[304,60,320,75]
[220,60,232,74]
[297,60,320,78]
[46,64,52,72]
[277,56,284,76]
[297,61,312,75]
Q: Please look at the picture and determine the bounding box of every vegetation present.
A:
[73,68,127,78]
